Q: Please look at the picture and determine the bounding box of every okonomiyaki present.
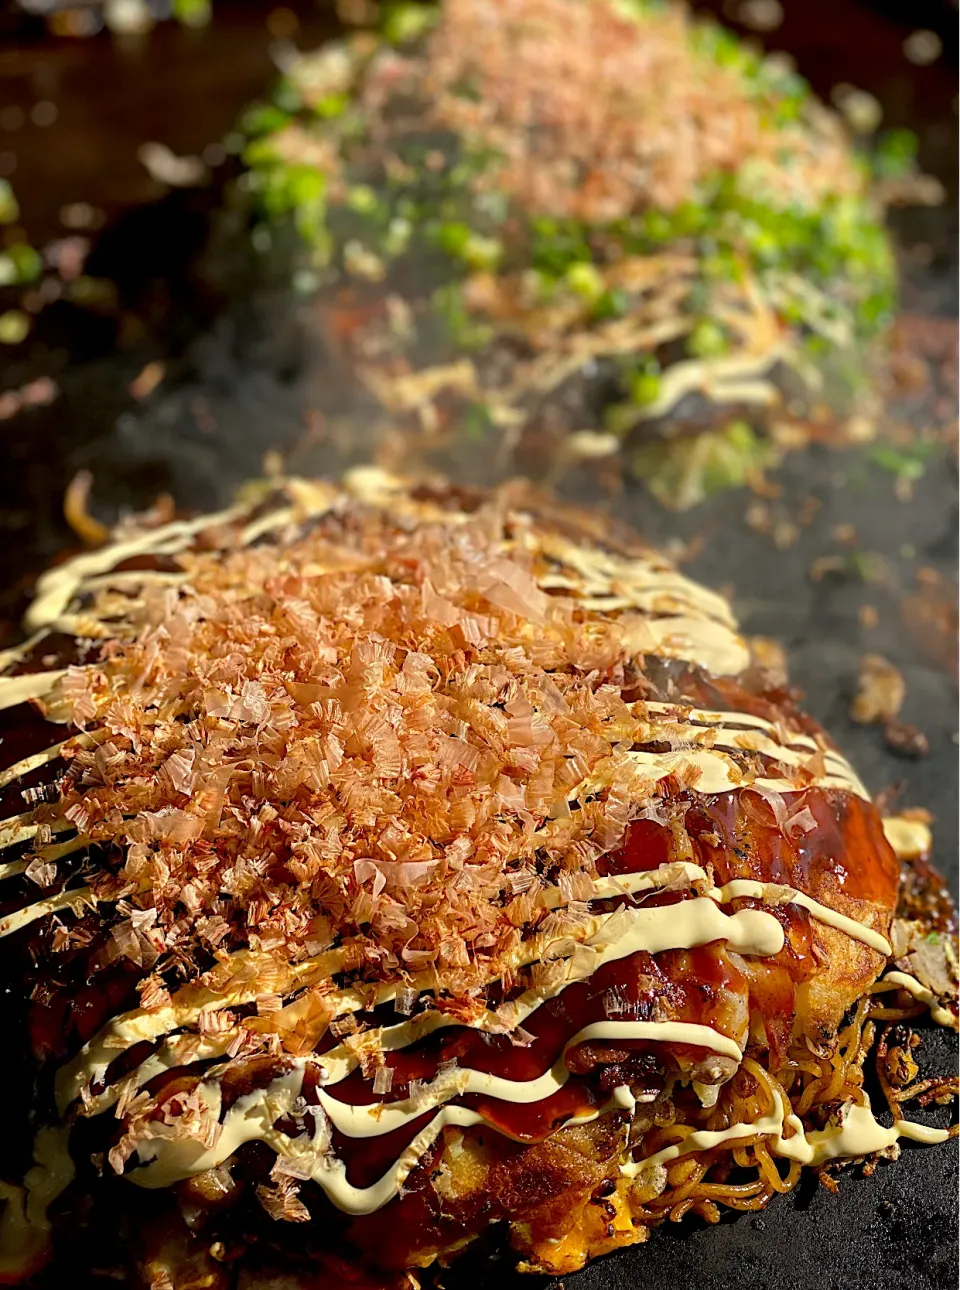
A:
[0,470,955,1287]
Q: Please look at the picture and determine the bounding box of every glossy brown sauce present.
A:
[0,701,67,772]
[0,701,70,818]
[7,631,99,678]
[110,554,184,574]
[9,787,899,1202]
[322,790,898,1225]
[29,952,144,1061]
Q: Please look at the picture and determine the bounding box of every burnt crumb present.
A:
[882,1033,920,1087]
[859,604,879,630]
[883,721,930,760]
[850,653,905,726]
[878,1200,895,1219]
[848,654,930,760]
[896,856,957,933]
[590,1197,617,1219]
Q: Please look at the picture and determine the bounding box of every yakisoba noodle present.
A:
[0,471,955,1286]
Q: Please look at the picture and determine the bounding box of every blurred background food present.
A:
[227,0,938,508]
[0,0,955,575]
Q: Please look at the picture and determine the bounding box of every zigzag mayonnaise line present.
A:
[125,1023,734,1202]
[118,1046,949,1216]
[0,670,67,712]
[61,870,893,1129]
[706,880,891,956]
[0,811,73,852]
[58,893,779,1114]
[20,503,251,635]
[623,747,865,798]
[640,704,863,779]
[0,695,868,802]
[40,848,892,1117]
[0,887,97,939]
[6,472,750,679]
[313,1020,737,1136]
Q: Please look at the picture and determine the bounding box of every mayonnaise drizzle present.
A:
[621,1088,950,1177]
[640,702,866,796]
[64,868,894,1136]
[0,1127,75,1278]
[128,1070,488,1213]
[122,1021,737,1206]
[54,869,898,1205]
[0,689,869,816]
[624,746,864,799]
[0,886,96,939]
[0,670,67,711]
[0,810,71,851]
[0,740,72,791]
[128,1020,740,1196]
[872,970,958,1030]
[312,1021,735,1139]
[52,855,897,1115]
[12,471,753,677]
[41,853,904,1216]
[125,1054,952,1215]
[58,892,777,1114]
[79,1034,238,1118]
[0,628,51,676]
[706,879,891,956]
[21,503,249,635]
